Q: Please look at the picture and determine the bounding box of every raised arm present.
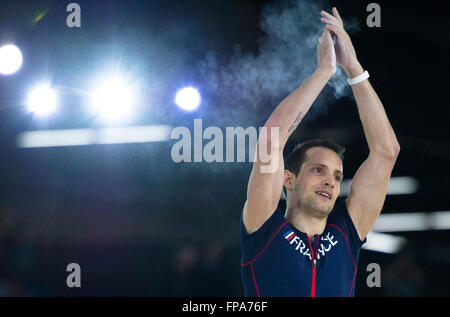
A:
[321,8,401,240]
[243,28,335,234]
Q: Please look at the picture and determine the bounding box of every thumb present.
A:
[319,27,332,44]
[323,28,332,44]
[331,42,336,75]
[318,27,326,44]
[321,28,336,75]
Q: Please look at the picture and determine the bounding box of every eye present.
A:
[335,176,342,182]
[313,168,321,173]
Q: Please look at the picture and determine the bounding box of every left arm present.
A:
[322,8,400,240]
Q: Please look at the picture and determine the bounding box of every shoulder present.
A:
[240,204,289,263]
[327,198,366,246]
[241,204,286,237]
[327,198,347,222]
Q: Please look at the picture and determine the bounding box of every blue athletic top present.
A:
[240,198,366,297]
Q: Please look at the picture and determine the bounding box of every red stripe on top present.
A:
[250,263,260,297]
[327,223,358,296]
[241,220,289,266]
[287,233,295,241]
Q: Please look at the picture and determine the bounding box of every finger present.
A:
[318,27,330,44]
[326,24,344,36]
[323,28,332,42]
[332,7,343,25]
[321,10,342,27]
[320,10,337,21]
[318,27,325,43]
[326,24,346,40]
[318,27,332,44]
[321,17,341,29]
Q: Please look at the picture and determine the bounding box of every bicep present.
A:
[346,152,399,240]
[243,146,284,234]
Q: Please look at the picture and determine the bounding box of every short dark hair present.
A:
[284,139,345,176]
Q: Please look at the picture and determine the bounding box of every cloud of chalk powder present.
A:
[198,0,360,124]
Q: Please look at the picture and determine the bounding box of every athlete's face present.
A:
[287,147,343,216]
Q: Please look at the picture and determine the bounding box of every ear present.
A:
[283,170,295,192]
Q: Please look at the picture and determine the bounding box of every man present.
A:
[240,8,400,297]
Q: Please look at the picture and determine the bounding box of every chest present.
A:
[277,225,355,273]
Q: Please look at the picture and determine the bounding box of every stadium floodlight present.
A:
[372,211,450,232]
[17,125,172,148]
[339,176,419,197]
[362,232,407,254]
[91,77,135,123]
[0,44,23,75]
[175,87,201,111]
[26,84,58,117]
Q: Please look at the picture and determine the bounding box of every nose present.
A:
[324,182,334,189]
[323,176,336,188]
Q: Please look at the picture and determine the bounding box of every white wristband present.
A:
[347,70,369,85]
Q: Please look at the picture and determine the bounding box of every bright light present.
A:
[362,232,407,254]
[91,78,134,123]
[384,176,419,195]
[0,44,23,75]
[26,84,58,116]
[17,125,172,148]
[339,176,419,197]
[372,211,450,232]
[175,87,201,111]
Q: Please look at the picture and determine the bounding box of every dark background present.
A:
[0,0,449,296]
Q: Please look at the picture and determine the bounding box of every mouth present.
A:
[315,190,332,200]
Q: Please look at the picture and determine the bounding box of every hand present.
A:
[320,7,362,76]
[316,27,336,76]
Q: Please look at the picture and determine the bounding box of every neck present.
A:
[284,204,327,240]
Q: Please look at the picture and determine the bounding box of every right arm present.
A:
[243,28,335,234]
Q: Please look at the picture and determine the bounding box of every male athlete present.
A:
[240,8,400,297]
